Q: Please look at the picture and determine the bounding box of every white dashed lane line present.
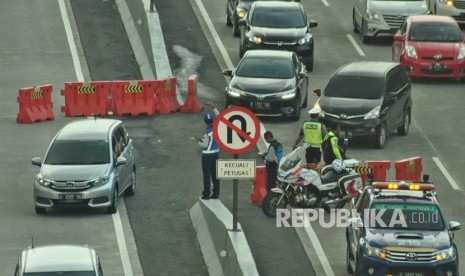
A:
[346,34,366,57]
[432,157,461,190]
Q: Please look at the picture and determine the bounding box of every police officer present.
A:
[322,122,343,165]
[197,111,220,199]
[259,131,283,191]
[293,107,327,164]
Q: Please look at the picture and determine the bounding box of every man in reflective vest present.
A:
[197,110,220,200]
[322,122,343,164]
[259,131,283,191]
[293,108,327,164]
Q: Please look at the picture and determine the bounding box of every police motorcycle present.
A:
[261,146,364,218]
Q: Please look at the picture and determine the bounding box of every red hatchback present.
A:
[392,15,465,80]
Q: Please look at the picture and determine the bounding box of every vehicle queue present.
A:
[225,0,463,275]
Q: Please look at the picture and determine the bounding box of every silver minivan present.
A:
[15,244,103,275]
[352,0,430,43]
[32,118,136,214]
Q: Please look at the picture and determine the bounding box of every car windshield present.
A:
[369,203,444,231]
[235,57,294,79]
[251,8,306,28]
[24,272,96,276]
[409,23,462,42]
[44,140,110,165]
[324,75,383,99]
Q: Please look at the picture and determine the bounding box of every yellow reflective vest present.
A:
[303,120,323,147]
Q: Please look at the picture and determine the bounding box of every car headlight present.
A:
[458,47,465,60]
[36,176,52,187]
[281,90,296,99]
[364,106,380,120]
[364,242,386,259]
[92,175,109,187]
[438,0,454,5]
[236,8,246,19]
[247,35,263,44]
[367,11,380,21]
[298,35,313,45]
[437,247,456,261]
[405,45,418,59]
[227,87,244,98]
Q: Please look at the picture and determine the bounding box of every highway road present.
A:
[1,0,464,275]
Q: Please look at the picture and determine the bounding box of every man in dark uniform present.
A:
[259,131,283,191]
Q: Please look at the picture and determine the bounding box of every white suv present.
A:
[32,118,136,214]
[429,0,465,23]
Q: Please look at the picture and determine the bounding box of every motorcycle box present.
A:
[338,174,363,197]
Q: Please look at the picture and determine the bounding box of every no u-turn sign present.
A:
[213,106,261,155]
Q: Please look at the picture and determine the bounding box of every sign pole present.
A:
[233,154,239,231]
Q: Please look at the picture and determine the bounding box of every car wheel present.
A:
[397,110,410,136]
[292,101,301,121]
[226,7,232,26]
[346,243,354,274]
[232,20,240,37]
[35,207,46,215]
[124,169,136,196]
[305,49,314,72]
[302,89,308,108]
[362,20,371,44]
[106,185,118,214]
[373,123,387,149]
[352,10,359,33]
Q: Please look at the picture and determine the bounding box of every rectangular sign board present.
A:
[217,159,256,179]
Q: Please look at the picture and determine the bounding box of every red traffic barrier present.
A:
[155,77,180,114]
[251,166,267,205]
[368,160,391,181]
[110,80,159,116]
[180,75,203,113]
[61,81,111,117]
[395,156,422,182]
[17,84,55,124]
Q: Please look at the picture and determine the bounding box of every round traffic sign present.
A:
[213,106,261,155]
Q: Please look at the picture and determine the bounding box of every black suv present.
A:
[314,61,412,149]
[238,1,317,71]
[346,181,461,275]
[226,0,300,37]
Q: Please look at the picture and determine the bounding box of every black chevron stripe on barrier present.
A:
[125,84,143,93]
[406,163,416,172]
[31,90,43,100]
[77,85,96,94]
[354,166,372,175]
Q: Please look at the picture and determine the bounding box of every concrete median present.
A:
[190,199,259,276]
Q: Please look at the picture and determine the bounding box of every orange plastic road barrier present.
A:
[155,77,180,115]
[110,80,159,116]
[17,84,55,124]
[368,160,391,181]
[180,75,203,113]
[395,156,422,182]
[251,166,267,205]
[61,81,111,117]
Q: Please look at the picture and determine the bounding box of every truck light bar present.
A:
[371,181,435,191]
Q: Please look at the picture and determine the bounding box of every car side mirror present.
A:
[31,157,42,167]
[238,19,246,26]
[308,20,318,28]
[222,69,233,77]
[449,221,461,231]
[388,91,397,99]
[393,34,404,42]
[313,88,321,97]
[116,156,128,166]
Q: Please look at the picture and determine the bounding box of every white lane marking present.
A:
[432,157,461,190]
[346,34,366,57]
[193,0,234,69]
[303,224,336,276]
[113,208,134,276]
[321,0,330,7]
[59,1,135,274]
[58,0,84,82]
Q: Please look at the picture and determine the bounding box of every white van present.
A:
[352,0,430,43]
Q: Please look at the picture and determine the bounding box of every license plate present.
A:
[399,273,424,276]
[251,101,270,109]
[428,63,445,71]
[341,131,352,138]
[59,194,82,201]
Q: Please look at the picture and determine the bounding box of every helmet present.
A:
[331,159,346,173]
[203,112,214,124]
[308,107,321,115]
